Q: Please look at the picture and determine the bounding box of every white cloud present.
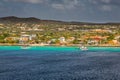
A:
[3,0,80,10]
[101,5,112,11]
[51,0,79,10]
[88,0,98,4]
[101,0,111,3]
[51,4,65,10]
[88,0,113,11]
[89,0,111,4]
[3,0,44,4]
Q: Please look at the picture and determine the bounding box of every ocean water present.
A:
[0,46,120,80]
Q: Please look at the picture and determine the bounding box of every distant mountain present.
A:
[0,16,41,23]
[0,16,40,21]
[0,16,120,25]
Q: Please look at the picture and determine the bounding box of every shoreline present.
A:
[0,43,120,47]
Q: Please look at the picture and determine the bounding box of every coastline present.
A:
[0,43,120,47]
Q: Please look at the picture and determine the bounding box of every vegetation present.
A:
[0,16,120,46]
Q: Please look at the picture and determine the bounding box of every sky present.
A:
[0,0,120,23]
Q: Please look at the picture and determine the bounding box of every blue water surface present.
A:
[0,46,120,80]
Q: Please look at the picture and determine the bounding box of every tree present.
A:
[107,34,115,41]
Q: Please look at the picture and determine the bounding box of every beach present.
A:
[0,43,120,47]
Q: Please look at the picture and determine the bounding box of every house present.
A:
[66,37,75,43]
[31,34,36,38]
[87,40,98,45]
[58,28,65,31]
[4,37,19,41]
[20,35,31,42]
[108,40,119,45]
[59,37,66,43]
[115,36,120,40]
[91,29,112,33]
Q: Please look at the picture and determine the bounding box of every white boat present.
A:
[21,45,31,49]
[80,46,88,51]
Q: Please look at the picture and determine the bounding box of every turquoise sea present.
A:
[0,46,120,80]
[0,46,120,51]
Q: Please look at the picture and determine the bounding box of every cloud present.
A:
[101,0,111,3]
[51,4,65,10]
[88,0,117,11]
[88,0,111,5]
[89,0,120,6]
[51,0,79,10]
[16,0,80,10]
[2,0,120,11]
[3,0,80,10]
[3,0,44,4]
[101,5,112,11]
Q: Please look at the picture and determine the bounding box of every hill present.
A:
[0,16,120,25]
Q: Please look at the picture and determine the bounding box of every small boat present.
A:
[80,46,88,51]
[21,45,31,49]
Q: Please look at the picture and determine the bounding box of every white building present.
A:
[59,37,66,43]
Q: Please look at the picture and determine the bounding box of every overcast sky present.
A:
[0,0,120,22]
